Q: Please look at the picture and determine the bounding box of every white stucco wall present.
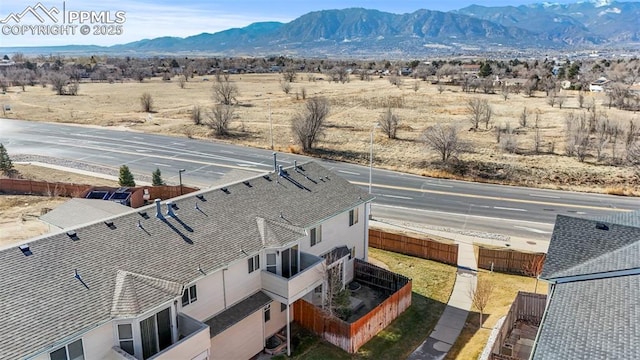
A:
[225,257,262,307]
[264,301,293,338]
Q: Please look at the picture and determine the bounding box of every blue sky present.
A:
[0,0,629,47]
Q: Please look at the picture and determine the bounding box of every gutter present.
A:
[528,282,555,360]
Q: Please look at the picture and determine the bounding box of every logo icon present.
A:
[0,2,60,24]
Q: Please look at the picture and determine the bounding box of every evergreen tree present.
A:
[118,165,136,187]
[152,168,165,186]
[0,143,14,176]
[479,63,493,78]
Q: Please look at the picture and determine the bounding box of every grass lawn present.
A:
[445,270,549,360]
[275,248,457,360]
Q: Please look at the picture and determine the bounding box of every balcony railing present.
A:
[262,252,325,304]
[112,313,210,360]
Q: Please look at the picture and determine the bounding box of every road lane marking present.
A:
[372,204,554,227]
[354,181,631,212]
[513,226,552,234]
[153,163,172,167]
[338,170,360,175]
[529,194,561,199]
[381,194,414,200]
[494,206,527,212]
[423,182,453,188]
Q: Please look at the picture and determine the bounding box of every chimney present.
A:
[278,165,283,177]
[155,199,164,220]
[166,201,176,217]
[273,152,277,172]
[294,160,297,169]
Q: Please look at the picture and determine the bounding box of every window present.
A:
[50,339,84,360]
[117,324,135,356]
[349,208,359,226]
[310,226,322,247]
[182,284,197,306]
[266,253,277,274]
[350,246,356,260]
[141,307,172,359]
[264,304,271,322]
[281,303,287,312]
[248,254,260,273]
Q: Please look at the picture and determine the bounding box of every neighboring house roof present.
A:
[540,215,640,280]
[533,214,640,359]
[39,198,130,229]
[532,274,640,359]
[0,162,373,359]
[594,209,640,228]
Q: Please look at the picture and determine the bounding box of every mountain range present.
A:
[3,0,640,57]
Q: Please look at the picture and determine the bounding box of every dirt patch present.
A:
[2,74,639,194]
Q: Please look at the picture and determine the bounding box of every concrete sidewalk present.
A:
[407,240,478,360]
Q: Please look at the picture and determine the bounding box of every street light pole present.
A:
[178,169,186,195]
[269,100,274,150]
[369,125,376,194]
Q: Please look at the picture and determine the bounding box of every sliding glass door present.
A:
[140,307,172,359]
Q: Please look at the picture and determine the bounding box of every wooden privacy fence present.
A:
[368,228,458,266]
[0,179,91,197]
[477,247,546,275]
[1,179,198,208]
[490,292,547,360]
[294,263,412,353]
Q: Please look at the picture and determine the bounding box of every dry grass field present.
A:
[2,73,638,194]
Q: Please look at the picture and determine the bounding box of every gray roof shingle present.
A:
[532,275,640,360]
[541,215,640,280]
[0,162,373,359]
[205,291,272,338]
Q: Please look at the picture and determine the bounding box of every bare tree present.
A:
[523,255,545,293]
[48,72,69,95]
[66,80,79,96]
[207,104,235,136]
[533,127,543,155]
[140,92,154,112]
[388,74,403,87]
[282,66,297,83]
[557,94,566,109]
[412,81,420,92]
[519,107,529,128]
[280,80,292,94]
[595,116,610,162]
[469,276,495,328]
[422,123,463,163]
[627,140,640,178]
[437,84,445,94]
[467,98,492,130]
[212,72,238,105]
[500,122,518,153]
[378,108,400,139]
[178,76,186,89]
[578,91,585,109]
[191,105,202,125]
[291,97,330,152]
[501,84,510,101]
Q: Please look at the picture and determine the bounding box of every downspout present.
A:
[286,303,291,356]
[363,203,369,261]
[222,268,228,308]
[529,281,555,360]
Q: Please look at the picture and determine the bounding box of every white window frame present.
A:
[264,304,271,322]
[182,284,197,306]
[49,338,84,360]
[116,323,135,356]
[248,254,260,273]
[310,225,322,247]
[349,208,359,226]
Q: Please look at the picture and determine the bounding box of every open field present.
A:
[1,73,638,194]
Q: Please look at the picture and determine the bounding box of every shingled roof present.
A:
[533,213,640,359]
[0,162,373,359]
[541,215,640,280]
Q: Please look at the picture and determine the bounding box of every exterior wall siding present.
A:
[300,204,366,260]
[210,310,264,360]
[181,271,225,321]
[225,258,262,307]
[264,301,293,338]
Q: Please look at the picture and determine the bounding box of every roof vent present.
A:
[596,223,609,231]
[74,269,89,289]
[19,244,32,256]
[263,175,272,182]
[166,201,176,217]
[221,187,230,194]
[67,231,79,241]
[155,199,164,220]
[196,194,206,201]
[243,181,252,188]
[104,221,116,230]
[138,211,149,219]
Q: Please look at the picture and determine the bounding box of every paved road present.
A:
[2,118,638,240]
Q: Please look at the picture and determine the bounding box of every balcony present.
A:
[112,313,210,360]
[262,252,325,304]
